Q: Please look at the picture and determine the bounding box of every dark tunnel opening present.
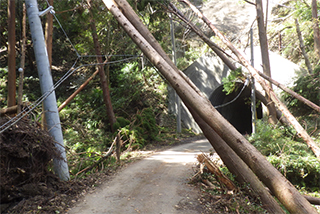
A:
[209,83,263,135]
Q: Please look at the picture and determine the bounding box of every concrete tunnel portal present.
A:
[209,83,263,135]
[168,51,300,134]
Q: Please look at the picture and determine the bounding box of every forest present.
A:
[0,0,320,213]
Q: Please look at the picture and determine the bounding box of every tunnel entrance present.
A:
[209,83,262,134]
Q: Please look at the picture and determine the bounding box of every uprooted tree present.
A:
[102,0,318,213]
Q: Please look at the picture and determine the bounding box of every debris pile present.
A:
[192,153,267,213]
[0,118,61,212]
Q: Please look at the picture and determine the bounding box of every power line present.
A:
[0,57,140,134]
[1,2,142,133]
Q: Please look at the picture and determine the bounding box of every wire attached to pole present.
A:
[214,76,250,109]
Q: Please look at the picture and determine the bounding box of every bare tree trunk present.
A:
[167,3,237,71]
[256,0,277,124]
[312,0,320,61]
[179,0,320,161]
[7,0,16,107]
[186,102,285,214]
[295,18,313,74]
[88,7,116,132]
[58,67,101,112]
[257,70,320,112]
[103,1,318,213]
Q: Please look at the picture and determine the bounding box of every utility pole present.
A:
[170,14,181,133]
[250,28,256,134]
[26,0,70,181]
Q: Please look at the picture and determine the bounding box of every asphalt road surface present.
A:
[68,138,212,214]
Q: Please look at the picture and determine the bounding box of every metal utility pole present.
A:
[170,14,181,133]
[26,0,70,181]
[250,28,256,134]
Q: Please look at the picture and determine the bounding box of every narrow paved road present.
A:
[68,138,212,214]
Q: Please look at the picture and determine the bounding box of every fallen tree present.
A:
[257,70,320,113]
[188,104,285,213]
[102,1,318,213]
[165,3,291,125]
[58,64,101,112]
[167,2,238,71]
[179,0,320,161]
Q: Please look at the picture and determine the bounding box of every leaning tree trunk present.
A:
[88,6,120,161]
[88,9,117,132]
[167,3,237,71]
[180,0,320,162]
[257,70,320,112]
[103,1,318,213]
[295,18,313,74]
[185,102,285,213]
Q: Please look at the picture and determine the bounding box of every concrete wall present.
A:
[168,52,230,133]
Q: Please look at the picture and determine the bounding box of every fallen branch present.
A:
[58,58,109,112]
[0,103,29,116]
[197,153,237,191]
[304,195,320,205]
[187,103,285,213]
[202,179,218,189]
[75,135,117,177]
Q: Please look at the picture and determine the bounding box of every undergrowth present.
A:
[247,120,320,190]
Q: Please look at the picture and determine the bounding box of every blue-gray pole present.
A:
[26,0,70,181]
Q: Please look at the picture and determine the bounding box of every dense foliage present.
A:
[268,0,320,67]
[1,0,178,177]
[283,66,320,114]
[248,120,320,190]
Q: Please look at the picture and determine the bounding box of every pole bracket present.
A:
[39,6,55,17]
